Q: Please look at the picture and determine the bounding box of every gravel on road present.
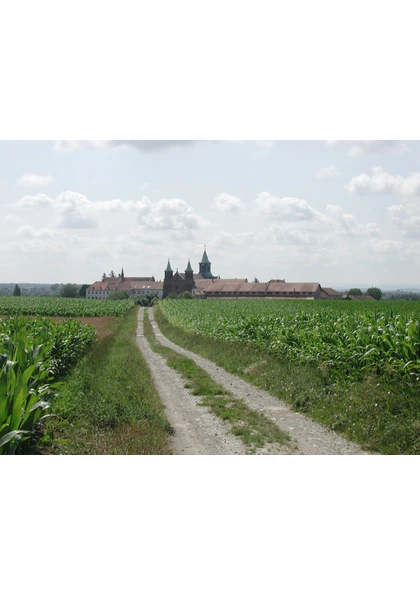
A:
[137,308,370,455]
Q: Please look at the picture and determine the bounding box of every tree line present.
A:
[347,287,383,300]
[10,284,90,298]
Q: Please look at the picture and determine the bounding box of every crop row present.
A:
[159,299,420,383]
[0,296,135,318]
[0,316,96,454]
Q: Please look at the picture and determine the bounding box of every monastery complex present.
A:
[86,248,343,301]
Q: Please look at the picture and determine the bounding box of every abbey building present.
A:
[86,248,342,300]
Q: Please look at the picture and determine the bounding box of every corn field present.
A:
[0,317,96,454]
[0,296,135,318]
[159,299,420,384]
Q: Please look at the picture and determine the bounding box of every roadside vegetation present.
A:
[41,307,172,455]
[156,300,420,455]
[0,316,96,454]
[143,309,290,453]
[1,298,172,455]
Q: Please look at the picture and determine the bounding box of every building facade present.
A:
[86,248,343,301]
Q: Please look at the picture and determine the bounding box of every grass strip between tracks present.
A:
[143,309,290,453]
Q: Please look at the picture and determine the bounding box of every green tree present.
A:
[366,287,383,301]
[13,284,21,296]
[348,288,363,296]
[136,296,149,306]
[60,284,78,298]
[79,284,90,298]
[108,290,129,300]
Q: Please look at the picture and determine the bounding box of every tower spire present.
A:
[199,246,212,278]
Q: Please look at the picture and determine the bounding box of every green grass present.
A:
[143,312,229,396]
[40,307,172,455]
[154,304,420,455]
[199,395,291,452]
[143,309,290,453]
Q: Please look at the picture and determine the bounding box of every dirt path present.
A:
[137,308,369,455]
[136,309,251,454]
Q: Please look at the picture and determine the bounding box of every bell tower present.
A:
[199,246,212,279]
[164,259,173,281]
[185,259,193,280]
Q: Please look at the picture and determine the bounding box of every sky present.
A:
[1,139,420,290]
[2,2,419,293]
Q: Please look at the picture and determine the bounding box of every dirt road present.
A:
[136,308,369,455]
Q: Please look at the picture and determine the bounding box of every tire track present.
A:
[148,309,370,455]
[136,309,254,455]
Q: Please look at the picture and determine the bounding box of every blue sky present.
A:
[1,139,420,289]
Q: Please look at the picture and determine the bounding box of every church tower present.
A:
[185,259,193,280]
[184,259,194,294]
[199,246,213,279]
[164,260,173,281]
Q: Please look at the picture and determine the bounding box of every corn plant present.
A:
[0,296,135,318]
[159,299,420,384]
[0,316,96,454]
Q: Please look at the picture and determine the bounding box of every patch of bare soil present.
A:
[53,317,117,340]
[146,309,370,456]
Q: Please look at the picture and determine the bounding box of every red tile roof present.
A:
[131,282,163,291]
[266,282,321,294]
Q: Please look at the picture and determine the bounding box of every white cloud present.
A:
[11,194,53,209]
[5,215,21,224]
[346,167,420,238]
[138,198,207,232]
[367,237,403,255]
[112,140,196,151]
[255,193,329,226]
[56,191,98,228]
[326,205,379,236]
[10,237,66,255]
[54,140,275,153]
[54,140,196,152]
[326,140,409,157]
[8,190,207,233]
[254,192,378,250]
[388,204,420,238]
[316,165,340,178]
[346,167,420,197]
[255,140,274,148]
[17,173,54,187]
[214,193,245,213]
[16,226,61,239]
[54,140,110,151]
[268,225,314,245]
[212,231,257,248]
